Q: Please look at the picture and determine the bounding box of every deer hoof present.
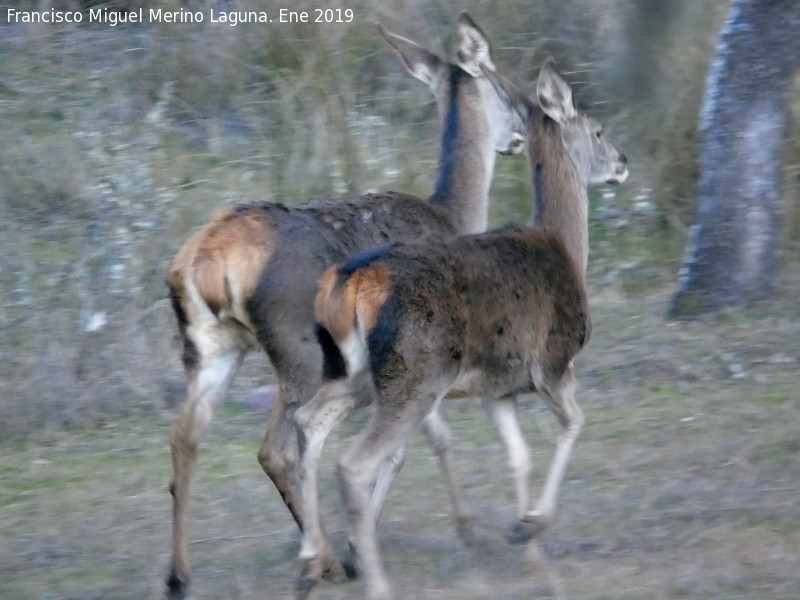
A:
[321,555,348,584]
[295,575,320,600]
[506,516,548,545]
[339,541,360,581]
[341,556,360,581]
[456,514,478,546]
[165,565,189,600]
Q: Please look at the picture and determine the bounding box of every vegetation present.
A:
[0,0,753,438]
[1,295,798,599]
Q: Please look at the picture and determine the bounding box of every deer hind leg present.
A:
[369,406,474,545]
[293,372,375,598]
[369,442,408,525]
[360,443,408,575]
[509,366,583,544]
[257,366,319,531]
[337,393,441,600]
[256,327,323,527]
[355,411,465,577]
[167,330,245,599]
[255,331,349,582]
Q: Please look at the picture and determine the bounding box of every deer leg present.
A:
[369,407,474,544]
[167,345,244,599]
[483,397,532,519]
[370,443,408,522]
[338,394,439,600]
[509,367,583,544]
[421,408,476,542]
[360,440,407,575]
[257,333,322,531]
[258,390,305,528]
[256,333,347,581]
[293,376,369,598]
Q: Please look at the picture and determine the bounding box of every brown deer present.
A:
[165,14,524,599]
[293,57,628,600]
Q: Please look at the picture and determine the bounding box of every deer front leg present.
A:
[421,408,476,542]
[484,396,532,521]
[509,367,583,544]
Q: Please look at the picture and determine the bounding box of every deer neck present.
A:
[427,66,495,235]
[528,119,589,277]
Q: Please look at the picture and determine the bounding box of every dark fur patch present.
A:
[339,242,401,278]
[169,288,199,373]
[367,294,400,376]
[533,162,544,222]
[231,201,289,215]
[315,324,347,380]
[579,311,592,348]
[429,65,465,206]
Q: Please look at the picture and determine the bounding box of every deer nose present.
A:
[618,152,628,165]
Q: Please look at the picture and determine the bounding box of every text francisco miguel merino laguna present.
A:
[5,7,336,27]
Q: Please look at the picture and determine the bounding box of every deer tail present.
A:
[314,263,392,379]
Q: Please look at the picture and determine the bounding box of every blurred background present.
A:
[0,0,742,438]
[2,0,797,438]
[1,2,799,599]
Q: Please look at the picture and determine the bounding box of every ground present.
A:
[1,284,799,600]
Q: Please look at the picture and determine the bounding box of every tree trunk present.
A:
[668,0,800,318]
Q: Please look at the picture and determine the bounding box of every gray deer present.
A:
[165,14,524,598]
[294,57,628,600]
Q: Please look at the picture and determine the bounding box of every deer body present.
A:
[165,15,523,598]
[317,227,589,398]
[294,58,628,600]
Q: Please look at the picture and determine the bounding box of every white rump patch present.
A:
[339,328,369,376]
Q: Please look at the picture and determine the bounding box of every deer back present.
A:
[168,16,523,345]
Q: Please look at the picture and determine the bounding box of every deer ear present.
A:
[378,24,446,90]
[453,12,495,77]
[480,64,534,125]
[536,57,577,124]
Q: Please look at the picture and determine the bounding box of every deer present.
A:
[292,57,628,600]
[164,14,525,599]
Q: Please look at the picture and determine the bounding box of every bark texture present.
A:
[669,0,800,318]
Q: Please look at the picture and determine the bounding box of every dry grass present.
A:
[1,287,799,599]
